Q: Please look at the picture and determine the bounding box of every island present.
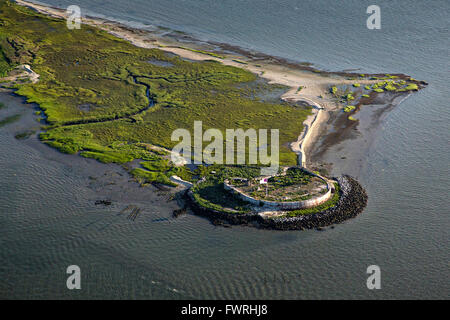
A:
[0,0,427,230]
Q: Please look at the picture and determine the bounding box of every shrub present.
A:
[404,83,419,91]
[330,86,337,94]
[384,83,397,91]
[343,105,356,112]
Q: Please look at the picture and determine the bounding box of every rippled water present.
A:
[1,0,448,299]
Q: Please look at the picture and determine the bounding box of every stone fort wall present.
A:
[223,168,334,210]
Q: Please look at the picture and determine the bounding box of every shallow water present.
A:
[1,0,449,299]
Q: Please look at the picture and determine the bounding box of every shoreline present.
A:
[8,0,426,230]
[14,0,425,173]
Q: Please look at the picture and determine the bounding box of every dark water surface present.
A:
[1,0,448,299]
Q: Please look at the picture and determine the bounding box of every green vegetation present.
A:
[330,86,337,95]
[190,165,262,213]
[348,116,357,121]
[344,93,355,101]
[131,168,177,186]
[362,94,370,98]
[190,165,329,213]
[398,83,419,91]
[191,177,251,214]
[281,183,340,217]
[0,0,423,208]
[406,83,419,90]
[0,0,313,185]
[352,83,360,87]
[191,164,263,182]
[227,167,327,202]
[343,105,356,112]
[267,167,312,187]
[130,157,194,186]
[384,82,397,91]
[0,102,5,109]
[191,166,340,217]
[367,80,419,94]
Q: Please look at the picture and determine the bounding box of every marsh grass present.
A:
[0,0,310,180]
[399,83,418,91]
[343,105,356,112]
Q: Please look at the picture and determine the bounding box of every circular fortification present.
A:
[186,166,368,230]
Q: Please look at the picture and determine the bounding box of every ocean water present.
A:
[0,0,448,299]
